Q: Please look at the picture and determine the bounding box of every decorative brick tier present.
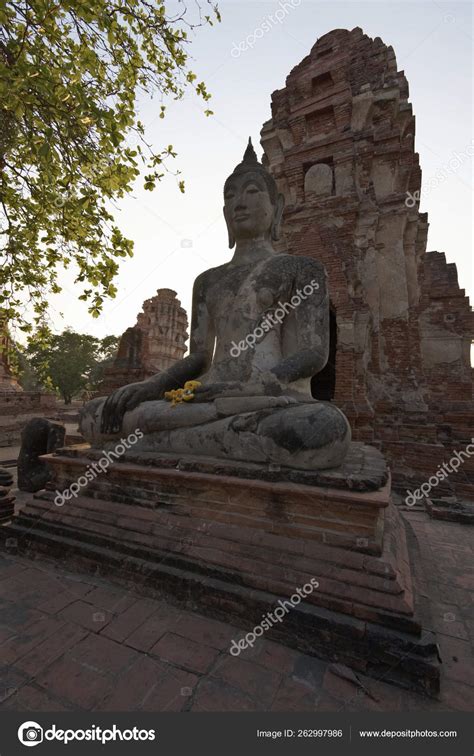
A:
[2,445,440,696]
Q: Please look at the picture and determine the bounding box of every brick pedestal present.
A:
[2,444,440,696]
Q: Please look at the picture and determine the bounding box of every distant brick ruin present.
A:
[0,318,57,447]
[0,317,22,392]
[99,288,189,395]
[261,27,473,504]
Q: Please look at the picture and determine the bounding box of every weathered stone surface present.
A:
[260,27,474,505]
[17,418,66,492]
[59,439,388,491]
[83,142,353,472]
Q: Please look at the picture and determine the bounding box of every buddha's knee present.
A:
[257,402,351,454]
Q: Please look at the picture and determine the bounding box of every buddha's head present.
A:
[223,139,284,248]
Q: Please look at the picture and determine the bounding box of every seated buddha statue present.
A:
[80,140,351,471]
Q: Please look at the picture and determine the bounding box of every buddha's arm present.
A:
[100,272,215,433]
[271,260,329,384]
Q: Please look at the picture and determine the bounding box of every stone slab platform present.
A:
[64,441,390,491]
[0,445,440,696]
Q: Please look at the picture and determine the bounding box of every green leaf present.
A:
[0,0,219,331]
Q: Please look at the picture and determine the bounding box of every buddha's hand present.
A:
[224,371,285,397]
[192,373,285,403]
[192,381,241,403]
[100,379,164,434]
[255,371,286,396]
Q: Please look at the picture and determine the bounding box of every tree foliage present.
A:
[24,328,119,402]
[0,0,219,331]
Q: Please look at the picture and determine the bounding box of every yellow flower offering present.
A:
[164,381,201,406]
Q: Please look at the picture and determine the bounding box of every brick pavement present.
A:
[0,509,472,712]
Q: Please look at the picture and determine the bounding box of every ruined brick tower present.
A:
[0,315,22,391]
[261,27,473,504]
[99,288,188,394]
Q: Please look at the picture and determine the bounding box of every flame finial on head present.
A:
[242,137,258,165]
[230,137,262,175]
[225,137,279,205]
[223,137,284,247]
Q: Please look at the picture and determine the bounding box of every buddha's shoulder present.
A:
[193,263,229,289]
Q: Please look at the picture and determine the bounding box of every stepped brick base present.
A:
[1,445,440,696]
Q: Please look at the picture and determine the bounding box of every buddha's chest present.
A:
[207,259,292,327]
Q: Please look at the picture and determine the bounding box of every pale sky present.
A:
[33,0,473,345]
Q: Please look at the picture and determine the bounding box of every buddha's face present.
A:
[224,171,276,242]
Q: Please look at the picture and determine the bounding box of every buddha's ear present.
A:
[271,193,285,242]
[223,205,235,249]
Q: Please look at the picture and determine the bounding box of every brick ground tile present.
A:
[190,678,257,712]
[400,689,436,711]
[288,654,327,691]
[101,598,159,643]
[140,667,199,712]
[454,573,474,592]
[0,556,28,581]
[97,656,170,711]
[151,632,219,674]
[0,684,74,711]
[37,583,94,615]
[125,611,177,652]
[0,665,29,705]
[430,602,470,641]
[337,676,404,712]
[456,588,474,618]
[428,580,470,609]
[438,679,474,712]
[322,668,361,704]
[271,677,321,711]
[0,563,67,607]
[84,585,136,614]
[235,638,301,675]
[170,611,242,650]
[98,654,199,712]
[1,614,66,666]
[35,656,115,710]
[313,691,345,711]
[0,600,44,634]
[69,633,138,676]
[14,622,88,677]
[437,635,474,686]
[58,600,113,632]
[209,655,281,708]
[463,618,474,646]
[0,624,17,645]
[0,574,58,606]
[270,656,327,711]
